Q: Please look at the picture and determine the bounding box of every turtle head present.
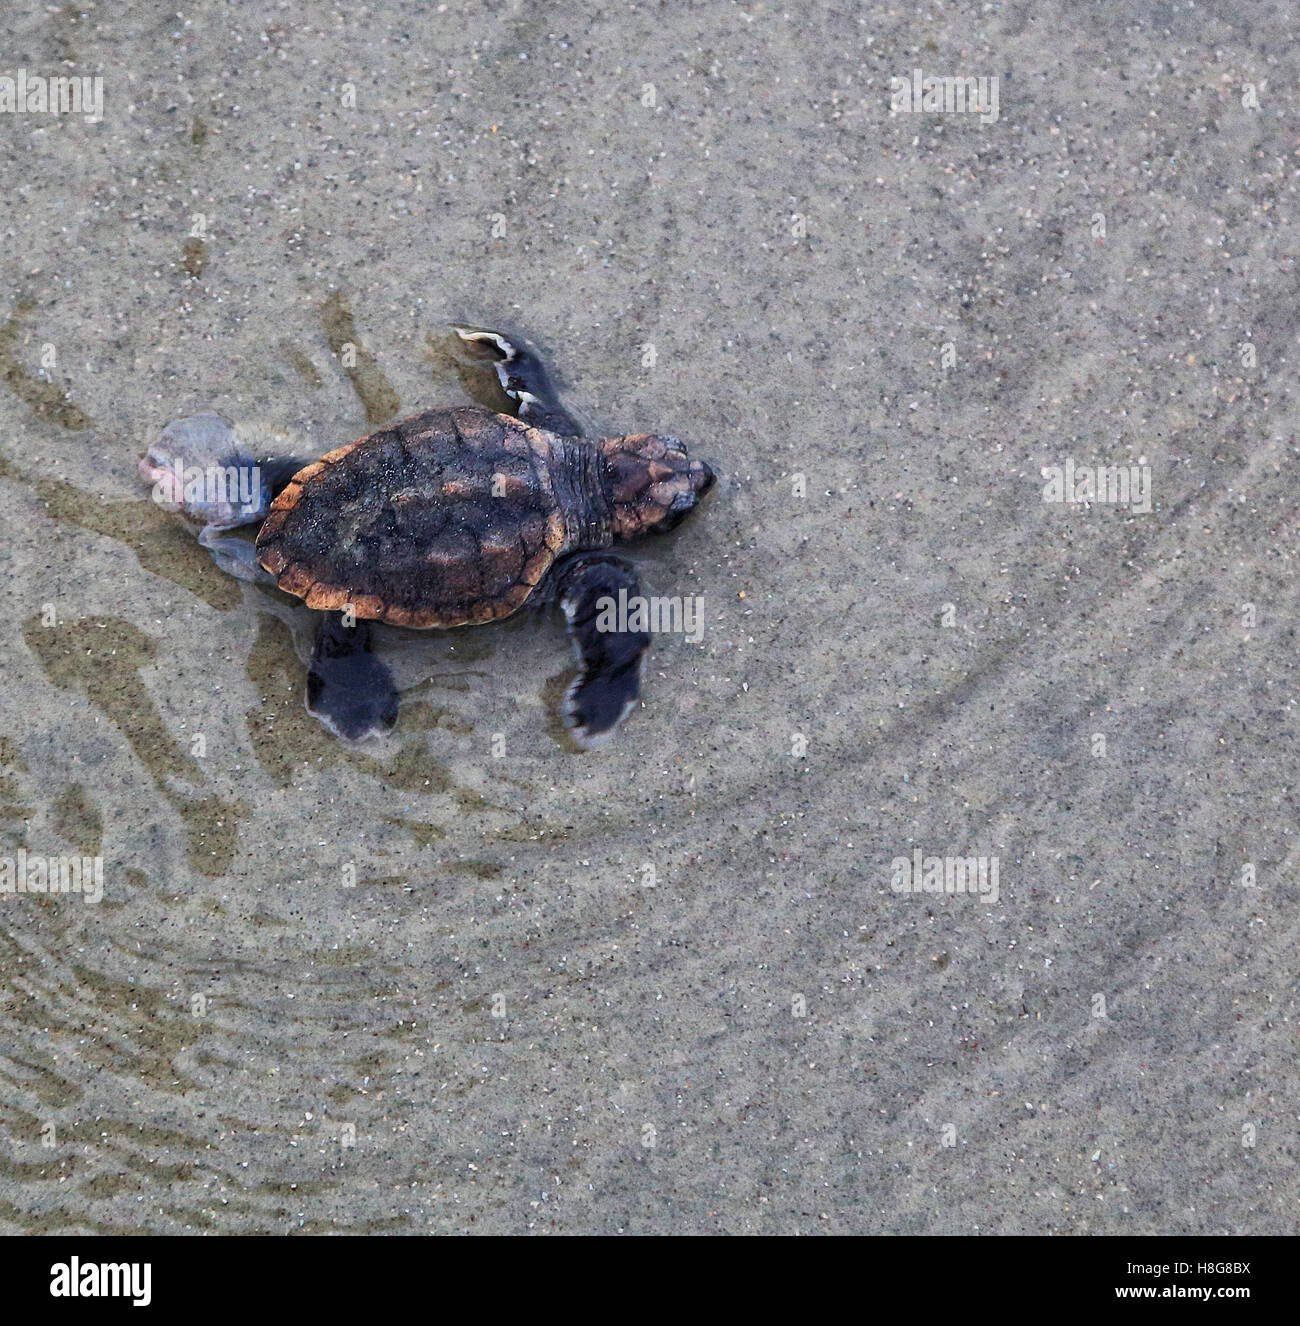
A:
[599,434,716,539]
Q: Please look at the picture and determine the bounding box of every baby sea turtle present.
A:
[139,328,715,746]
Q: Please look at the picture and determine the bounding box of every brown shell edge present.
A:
[255,418,567,627]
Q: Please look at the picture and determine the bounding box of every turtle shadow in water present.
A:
[540,668,587,753]
[242,609,507,813]
[300,594,583,753]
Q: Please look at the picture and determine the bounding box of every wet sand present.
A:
[0,2,1295,1233]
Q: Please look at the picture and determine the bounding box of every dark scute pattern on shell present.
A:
[260,408,559,624]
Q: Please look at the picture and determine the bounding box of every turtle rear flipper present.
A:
[198,524,277,584]
[140,413,315,581]
[555,554,650,747]
[197,455,313,584]
[306,612,399,741]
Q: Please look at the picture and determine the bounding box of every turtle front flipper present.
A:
[452,325,582,436]
[306,612,399,741]
[554,554,651,747]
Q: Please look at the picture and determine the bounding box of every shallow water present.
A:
[0,2,1296,1233]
